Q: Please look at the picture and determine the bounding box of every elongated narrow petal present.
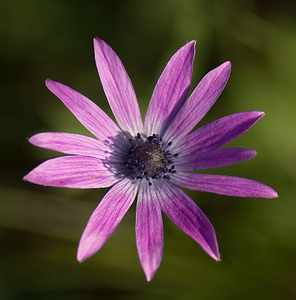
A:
[163,61,231,143]
[172,172,278,198]
[144,41,196,136]
[175,148,257,171]
[174,111,265,155]
[136,181,163,281]
[93,38,143,136]
[29,132,112,159]
[46,80,120,142]
[77,179,138,262]
[156,181,219,260]
[23,156,119,188]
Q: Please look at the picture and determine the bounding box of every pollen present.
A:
[124,133,176,182]
[133,141,167,177]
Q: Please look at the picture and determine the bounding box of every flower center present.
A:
[125,133,176,184]
[133,140,167,177]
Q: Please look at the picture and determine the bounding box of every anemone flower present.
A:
[24,38,277,281]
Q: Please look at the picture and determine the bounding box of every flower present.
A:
[24,38,278,281]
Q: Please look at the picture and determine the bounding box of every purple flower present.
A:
[24,38,278,281]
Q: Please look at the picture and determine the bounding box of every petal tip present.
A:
[270,190,279,198]
[140,255,160,282]
[209,248,220,261]
[214,256,221,262]
[261,185,278,199]
[249,149,257,158]
[23,174,29,182]
[255,111,265,119]
[223,61,232,72]
[76,252,86,263]
[261,184,278,199]
[93,37,102,46]
[187,40,196,57]
[22,171,42,186]
[23,171,35,183]
[187,40,197,48]
[76,244,90,263]
[176,40,196,60]
[144,270,156,282]
[93,37,107,52]
[28,134,38,146]
[76,257,84,263]
[45,78,57,91]
[214,61,231,80]
[45,78,53,86]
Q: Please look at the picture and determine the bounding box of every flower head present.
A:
[24,38,278,281]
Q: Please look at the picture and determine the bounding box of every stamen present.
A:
[124,133,176,185]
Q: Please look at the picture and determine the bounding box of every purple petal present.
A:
[77,179,138,262]
[23,156,119,189]
[163,61,231,143]
[174,111,265,155]
[136,181,163,281]
[93,38,143,136]
[29,132,112,159]
[155,181,219,260]
[172,172,278,198]
[175,148,257,171]
[144,41,196,136]
[45,79,121,142]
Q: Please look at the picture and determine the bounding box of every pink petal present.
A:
[175,148,257,171]
[156,181,219,260]
[93,38,143,136]
[174,111,265,155]
[163,61,231,143]
[29,132,112,159]
[23,156,119,189]
[77,179,138,262]
[172,172,278,198]
[136,181,163,281]
[144,41,196,136]
[45,79,121,142]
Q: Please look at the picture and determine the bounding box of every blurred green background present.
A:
[1,0,295,299]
